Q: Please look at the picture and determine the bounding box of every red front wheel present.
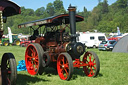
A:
[25,43,44,75]
[83,51,100,77]
[57,53,73,80]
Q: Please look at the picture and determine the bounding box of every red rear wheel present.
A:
[83,51,100,77]
[57,53,73,80]
[25,43,44,75]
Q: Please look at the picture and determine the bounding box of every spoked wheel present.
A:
[57,52,73,80]
[1,53,17,85]
[83,51,100,77]
[42,52,50,67]
[25,43,44,75]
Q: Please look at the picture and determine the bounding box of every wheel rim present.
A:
[16,41,20,45]
[57,53,73,80]
[0,40,1,44]
[4,42,8,46]
[83,52,97,77]
[25,44,39,75]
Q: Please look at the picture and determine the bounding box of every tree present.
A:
[46,3,55,16]
[86,7,101,30]
[102,0,109,13]
[117,0,128,8]
[83,7,89,22]
[53,0,66,15]
[53,0,65,12]
[98,0,101,3]
[35,7,45,16]
[3,0,128,34]
[20,7,35,16]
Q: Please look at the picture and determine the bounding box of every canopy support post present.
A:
[0,11,3,30]
[0,11,3,38]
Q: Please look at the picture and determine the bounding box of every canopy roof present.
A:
[18,14,84,28]
[0,0,21,17]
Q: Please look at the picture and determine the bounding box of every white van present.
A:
[77,32,108,48]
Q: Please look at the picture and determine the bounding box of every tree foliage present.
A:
[53,0,65,13]
[35,7,45,16]
[46,3,55,16]
[3,0,128,34]
[116,0,128,8]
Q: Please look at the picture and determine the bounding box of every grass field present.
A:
[0,46,128,85]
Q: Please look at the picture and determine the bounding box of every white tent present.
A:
[112,35,128,53]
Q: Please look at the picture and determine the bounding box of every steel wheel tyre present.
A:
[42,52,50,67]
[57,52,73,80]
[1,53,17,85]
[83,51,100,77]
[25,43,44,75]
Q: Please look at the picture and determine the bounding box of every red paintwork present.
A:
[25,44,39,75]
[73,59,89,68]
[57,54,69,80]
[35,36,68,62]
[73,52,97,77]
[83,52,97,77]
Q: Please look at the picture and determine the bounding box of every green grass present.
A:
[0,46,128,85]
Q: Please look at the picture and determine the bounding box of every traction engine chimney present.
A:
[68,5,77,43]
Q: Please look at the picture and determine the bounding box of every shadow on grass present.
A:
[43,67,58,76]
[16,74,49,85]
[41,67,103,80]
[72,68,103,80]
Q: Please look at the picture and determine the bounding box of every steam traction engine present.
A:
[18,5,100,80]
[0,12,17,85]
[0,0,21,84]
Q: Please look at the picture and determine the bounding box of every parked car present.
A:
[106,41,117,51]
[98,40,117,51]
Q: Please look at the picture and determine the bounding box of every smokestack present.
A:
[68,5,77,43]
